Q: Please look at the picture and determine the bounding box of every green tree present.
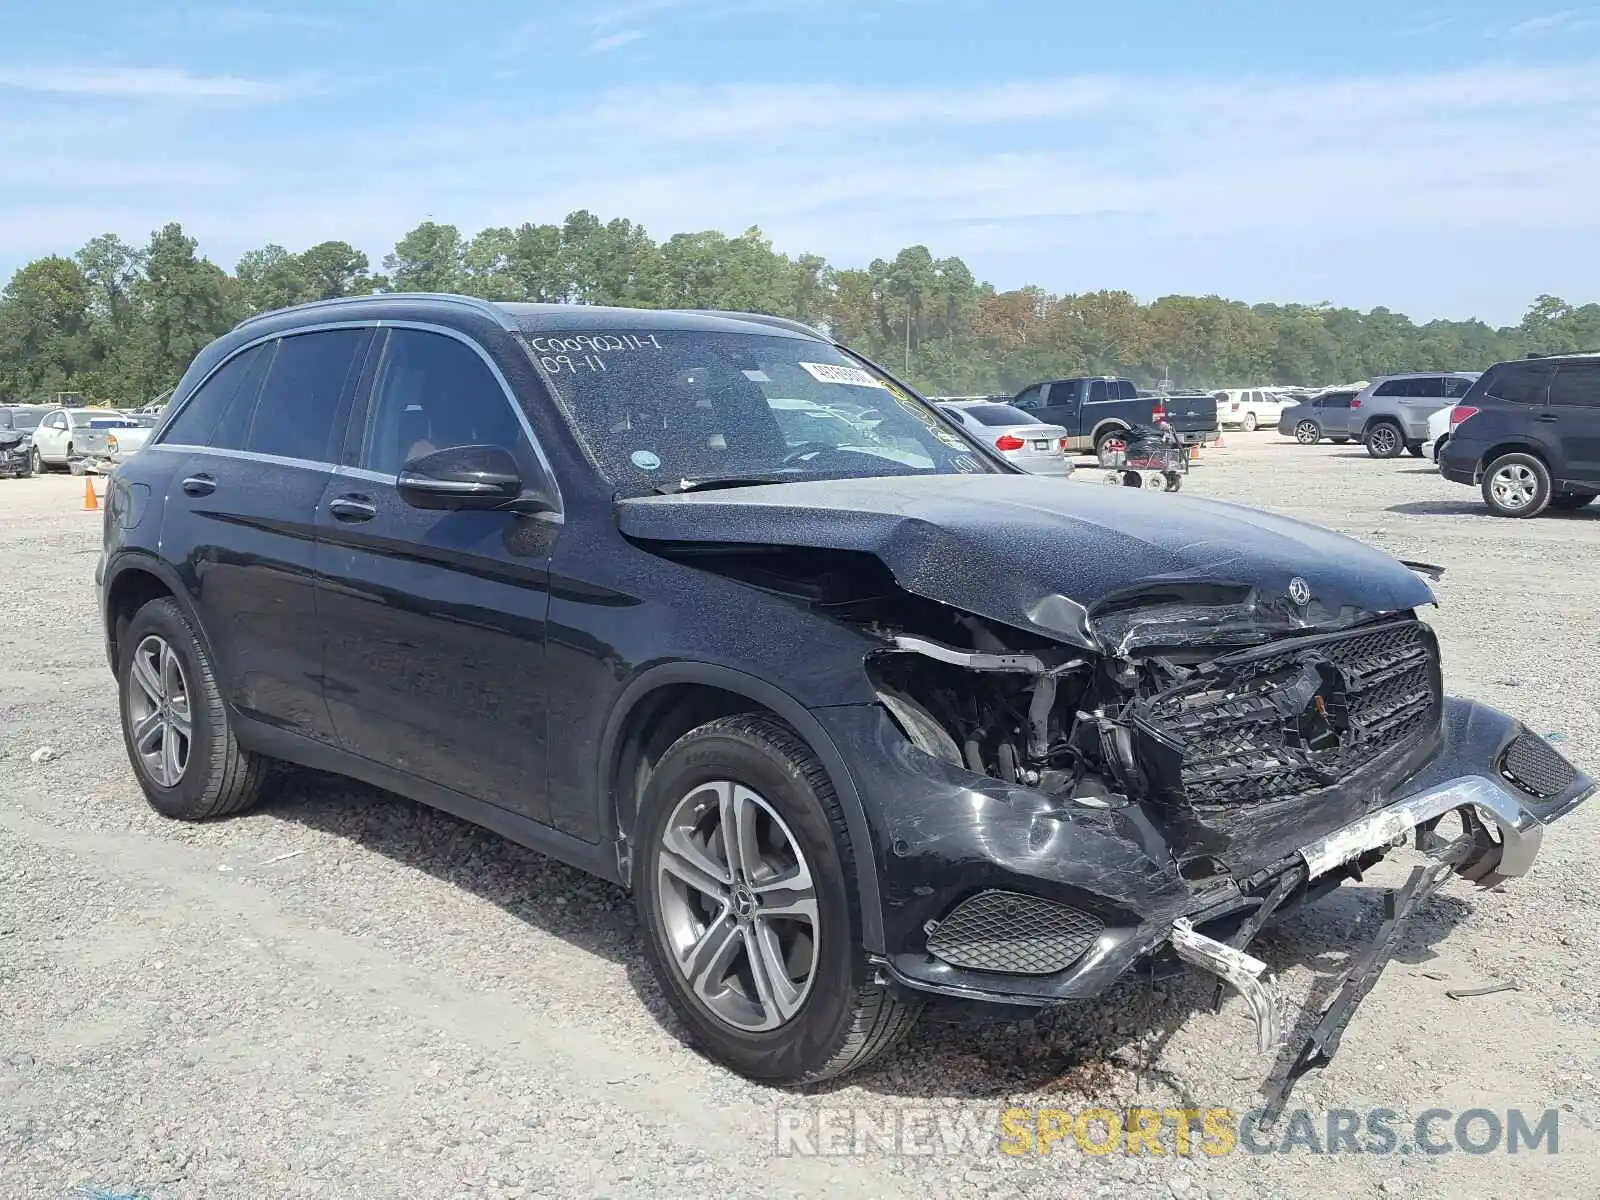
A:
[384,221,466,293]
[0,256,92,399]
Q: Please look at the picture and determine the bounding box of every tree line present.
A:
[3,213,1598,408]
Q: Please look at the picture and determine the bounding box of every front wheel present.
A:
[1406,441,1424,458]
[118,597,269,819]
[1481,453,1552,518]
[1550,491,1597,511]
[634,714,920,1083]
[1365,422,1404,459]
[1294,420,1321,445]
[30,446,43,474]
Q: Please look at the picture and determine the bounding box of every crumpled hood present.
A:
[616,474,1436,652]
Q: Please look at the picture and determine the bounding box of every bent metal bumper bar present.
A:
[1170,772,1568,1115]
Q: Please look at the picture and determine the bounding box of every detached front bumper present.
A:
[815,696,1592,1008]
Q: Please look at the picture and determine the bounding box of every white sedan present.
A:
[936,402,1075,476]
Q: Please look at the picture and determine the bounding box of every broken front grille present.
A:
[925,890,1104,976]
[1133,619,1442,809]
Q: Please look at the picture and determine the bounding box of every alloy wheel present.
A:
[655,780,819,1032]
[1368,425,1399,456]
[1489,463,1539,512]
[1295,421,1319,444]
[1243,413,1258,432]
[126,634,192,788]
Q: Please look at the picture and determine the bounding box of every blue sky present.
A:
[2,0,1599,324]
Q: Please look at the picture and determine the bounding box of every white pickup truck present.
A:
[29,408,157,474]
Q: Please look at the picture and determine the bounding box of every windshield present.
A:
[523,330,994,494]
[3,411,43,431]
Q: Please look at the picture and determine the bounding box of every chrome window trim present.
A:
[150,444,334,472]
[157,318,562,518]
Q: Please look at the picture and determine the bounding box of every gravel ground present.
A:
[2,438,1597,1200]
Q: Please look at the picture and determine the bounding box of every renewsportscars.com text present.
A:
[773,1106,1560,1158]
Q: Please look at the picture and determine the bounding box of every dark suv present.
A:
[1438,354,1600,517]
[98,295,1590,1092]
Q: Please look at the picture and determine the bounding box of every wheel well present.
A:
[609,684,781,868]
[1479,443,1547,475]
[1091,421,1129,444]
[105,568,173,666]
[1362,415,1402,434]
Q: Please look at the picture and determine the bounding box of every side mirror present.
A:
[396,444,555,514]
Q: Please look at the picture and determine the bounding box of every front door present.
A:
[314,326,556,824]
[34,411,70,463]
[1544,359,1600,484]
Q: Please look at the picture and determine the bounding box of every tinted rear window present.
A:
[1548,360,1600,408]
[955,404,1035,427]
[1478,361,1555,406]
[243,329,367,462]
[1320,391,1357,408]
[1374,377,1446,398]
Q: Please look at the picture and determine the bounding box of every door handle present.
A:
[328,494,377,522]
[181,474,215,496]
[1535,413,1559,423]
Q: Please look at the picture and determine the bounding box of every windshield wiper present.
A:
[656,474,793,495]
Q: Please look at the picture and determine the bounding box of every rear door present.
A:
[158,327,371,745]
[1320,392,1354,436]
[313,325,557,825]
[1544,359,1600,483]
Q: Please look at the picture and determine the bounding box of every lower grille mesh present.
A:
[925,890,1103,976]
[1501,733,1576,799]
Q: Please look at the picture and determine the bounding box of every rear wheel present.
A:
[118,597,269,819]
[634,714,920,1083]
[1406,441,1424,458]
[1294,420,1321,445]
[1550,490,1597,511]
[1481,453,1552,518]
[1242,412,1258,432]
[1094,427,1129,460]
[1365,422,1404,459]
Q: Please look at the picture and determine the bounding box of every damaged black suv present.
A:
[99,296,1592,1096]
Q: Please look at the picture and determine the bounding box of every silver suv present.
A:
[1352,372,1479,459]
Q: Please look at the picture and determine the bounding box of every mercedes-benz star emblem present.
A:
[1288,576,1312,606]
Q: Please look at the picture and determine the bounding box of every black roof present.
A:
[234,293,829,342]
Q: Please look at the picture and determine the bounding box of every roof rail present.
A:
[672,309,827,340]
[233,292,516,332]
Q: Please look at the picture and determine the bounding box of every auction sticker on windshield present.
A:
[799,362,887,389]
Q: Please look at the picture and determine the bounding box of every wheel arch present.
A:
[1360,413,1404,436]
[598,661,886,952]
[103,554,214,675]
[1478,442,1549,481]
[1090,418,1131,445]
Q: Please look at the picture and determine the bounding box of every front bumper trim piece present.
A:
[1170,918,1282,1053]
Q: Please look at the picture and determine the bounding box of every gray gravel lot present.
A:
[2,437,1597,1199]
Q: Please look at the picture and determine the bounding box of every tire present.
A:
[29,446,43,474]
[1094,427,1129,459]
[1163,471,1182,493]
[1294,420,1321,445]
[634,714,920,1084]
[1406,441,1424,458]
[1480,453,1552,518]
[1242,412,1258,432]
[1550,491,1597,511]
[117,596,269,820]
[1364,422,1404,459]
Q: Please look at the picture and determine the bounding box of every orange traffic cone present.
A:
[1189,442,1202,460]
[83,478,99,511]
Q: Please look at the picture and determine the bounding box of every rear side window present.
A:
[1479,361,1555,405]
[1548,361,1600,407]
[162,344,271,448]
[1115,380,1139,400]
[1045,380,1079,404]
[1442,376,1474,398]
[1374,377,1440,397]
[1087,380,1108,403]
[244,329,367,462]
[1323,391,1355,408]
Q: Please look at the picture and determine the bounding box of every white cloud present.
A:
[1505,8,1598,35]
[4,62,1600,321]
[0,66,285,100]
[588,29,648,52]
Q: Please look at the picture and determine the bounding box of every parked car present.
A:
[1438,354,1600,517]
[1422,404,1452,465]
[99,295,1590,1095]
[1008,377,1217,455]
[1349,372,1479,459]
[1276,389,1361,445]
[29,408,155,472]
[936,401,1073,475]
[0,405,49,478]
[1216,388,1288,432]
